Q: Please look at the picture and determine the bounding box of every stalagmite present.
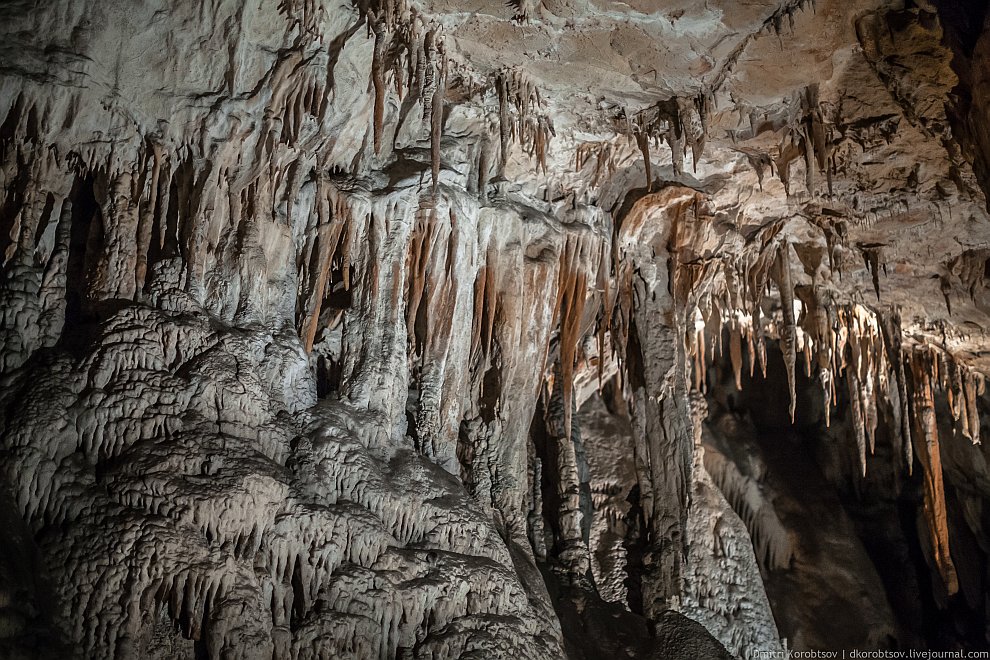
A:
[542,363,593,578]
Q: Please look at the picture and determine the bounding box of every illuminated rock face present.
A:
[1,0,990,657]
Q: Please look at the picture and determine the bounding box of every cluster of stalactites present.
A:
[618,94,710,189]
[1,0,456,356]
[298,181,355,351]
[683,259,984,598]
[496,68,555,175]
[363,0,449,187]
[573,141,620,189]
[776,85,832,195]
[729,84,833,197]
[530,230,613,444]
[905,345,976,597]
[550,234,610,438]
[670,223,983,459]
[910,345,985,446]
[689,282,984,458]
[677,227,783,402]
[676,235,872,467]
[405,206,457,358]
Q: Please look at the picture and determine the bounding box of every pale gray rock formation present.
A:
[1,0,990,658]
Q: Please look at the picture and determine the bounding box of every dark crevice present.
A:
[622,484,647,617]
[705,339,990,651]
[60,173,103,357]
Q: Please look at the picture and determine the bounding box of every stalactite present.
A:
[430,42,447,193]
[773,243,797,421]
[620,96,705,181]
[497,74,510,176]
[135,142,164,294]
[963,371,983,444]
[756,307,769,379]
[859,244,883,301]
[909,349,959,596]
[847,368,868,477]
[729,320,744,391]
[863,368,878,456]
[370,16,388,155]
[678,96,706,172]
[301,219,344,352]
[796,286,830,407]
[554,236,589,441]
[881,311,913,472]
[635,131,652,192]
[405,211,434,353]
[469,261,498,364]
[493,69,553,175]
[746,151,774,191]
[691,308,707,392]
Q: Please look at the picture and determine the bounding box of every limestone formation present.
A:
[2,0,990,658]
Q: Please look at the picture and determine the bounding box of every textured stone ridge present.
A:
[2,0,990,657]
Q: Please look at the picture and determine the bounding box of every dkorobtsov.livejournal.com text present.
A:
[753,651,990,659]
